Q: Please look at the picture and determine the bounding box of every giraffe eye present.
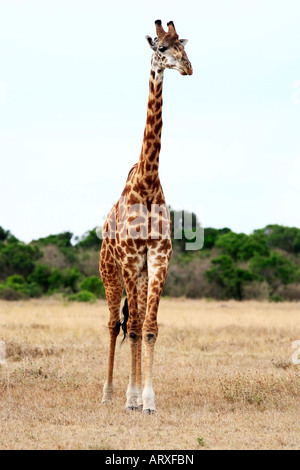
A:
[158,46,168,53]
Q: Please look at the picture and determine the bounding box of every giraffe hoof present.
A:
[142,409,156,415]
[101,399,113,407]
[125,406,139,412]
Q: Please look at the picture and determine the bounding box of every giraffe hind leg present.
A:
[100,248,124,405]
[122,265,140,411]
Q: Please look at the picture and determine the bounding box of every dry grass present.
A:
[0,298,299,450]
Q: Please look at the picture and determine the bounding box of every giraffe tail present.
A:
[120,297,129,343]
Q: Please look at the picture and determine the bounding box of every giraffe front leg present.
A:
[136,335,143,409]
[142,283,165,414]
[122,264,144,412]
[136,266,148,409]
[142,243,171,414]
[142,331,157,414]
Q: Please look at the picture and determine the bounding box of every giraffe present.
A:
[100,20,193,414]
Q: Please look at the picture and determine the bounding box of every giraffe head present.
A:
[146,20,193,76]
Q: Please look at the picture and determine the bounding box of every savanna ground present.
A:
[0,298,299,450]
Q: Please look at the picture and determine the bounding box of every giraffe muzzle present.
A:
[180,66,193,76]
[179,60,193,76]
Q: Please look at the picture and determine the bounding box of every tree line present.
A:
[0,220,300,302]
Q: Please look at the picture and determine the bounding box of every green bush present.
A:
[215,233,248,260]
[269,295,285,302]
[26,282,43,298]
[60,246,78,264]
[62,267,81,292]
[0,226,11,242]
[0,241,41,281]
[215,231,270,261]
[5,274,27,290]
[28,265,82,294]
[28,264,53,292]
[202,227,231,250]
[76,229,101,249]
[68,290,96,303]
[205,255,261,300]
[0,275,42,299]
[0,285,27,300]
[238,233,270,260]
[34,232,73,248]
[250,253,300,286]
[47,268,64,292]
[255,225,300,254]
[79,276,105,298]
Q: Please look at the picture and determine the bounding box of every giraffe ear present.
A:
[145,35,157,51]
[180,39,189,47]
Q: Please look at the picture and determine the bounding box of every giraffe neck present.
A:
[137,60,164,183]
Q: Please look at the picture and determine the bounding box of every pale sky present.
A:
[0,0,299,242]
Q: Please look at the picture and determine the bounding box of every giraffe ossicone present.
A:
[100,20,193,414]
